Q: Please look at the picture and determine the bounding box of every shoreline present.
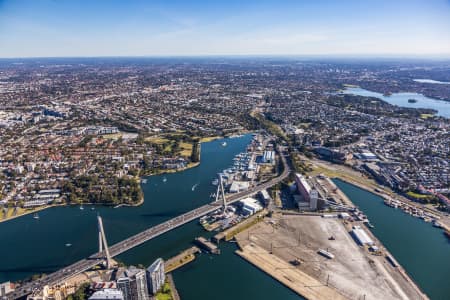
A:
[233,183,429,299]
[0,134,214,223]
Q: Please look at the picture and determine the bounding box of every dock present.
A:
[194,237,220,254]
[236,243,347,300]
[213,209,268,242]
[164,246,200,273]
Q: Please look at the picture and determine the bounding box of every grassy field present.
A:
[199,136,221,142]
[307,162,391,194]
[179,142,193,157]
[420,113,434,119]
[101,133,123,140]
[155,282,173,300]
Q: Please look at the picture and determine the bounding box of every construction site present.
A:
[234,214,427,300]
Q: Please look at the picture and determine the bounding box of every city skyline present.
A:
[1,0,450,58]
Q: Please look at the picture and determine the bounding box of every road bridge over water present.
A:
[7,152,290,300]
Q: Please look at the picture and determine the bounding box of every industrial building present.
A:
[146,258,165,295]
[294,173,319,210]
[239,197,263,215]
[89,289,124,300]
[351,226,374,246]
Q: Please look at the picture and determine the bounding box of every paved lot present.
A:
[235,215,425,300]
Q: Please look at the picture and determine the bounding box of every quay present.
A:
[236,243,347,300]
[195,237,220,254]
[164,246,200,273]
[6,152,290,300]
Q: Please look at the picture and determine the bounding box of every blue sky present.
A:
[0,0,449,57]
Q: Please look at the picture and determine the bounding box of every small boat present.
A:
[221,142,227,147]
[79,205,84,210]
[91,207,95,210]
[432,221,443,228]
[192,183,199,191]
[65,243,72,247]
[141,179,148,184]
[408,98,418,103]
[212,179,219,186]
[33,213,39,219]
[163,177,167,183]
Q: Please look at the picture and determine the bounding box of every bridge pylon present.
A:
[215,175,227,211]
[97,215,112,269]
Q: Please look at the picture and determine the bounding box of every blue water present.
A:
[341,87,450,118]
[333,179,450,300]
[0,134,303,300]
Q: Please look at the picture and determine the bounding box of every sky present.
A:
[0,0,450,58]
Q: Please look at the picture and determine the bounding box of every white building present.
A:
[351,226,374,246]
[89,289,124,300]
[0,281,13,297]
[146,258,165,295]
[240,197,263,215]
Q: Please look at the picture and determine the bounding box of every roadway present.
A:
[7,151,290,300]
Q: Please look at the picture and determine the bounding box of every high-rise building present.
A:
[146,258,165,295]
[117,267,148,300]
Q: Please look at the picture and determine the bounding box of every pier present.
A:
[6,152,290,300]
[195,237,220,254]
[164,246,200,273]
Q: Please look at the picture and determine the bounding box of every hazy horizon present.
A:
[1,0,450,58]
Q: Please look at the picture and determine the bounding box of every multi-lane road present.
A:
[7,151,290,300]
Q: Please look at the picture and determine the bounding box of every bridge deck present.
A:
[7,153,289,300]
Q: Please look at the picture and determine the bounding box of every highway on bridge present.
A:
[8,151,290,300]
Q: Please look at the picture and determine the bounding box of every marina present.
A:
[0,134,448,300]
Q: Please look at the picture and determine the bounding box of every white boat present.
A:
[163,177,167,183]
[222,142,227,147]
[192,183,199,191]
[432,220,443,228]
[212,179,219,186]
[79,205,84,210]
[33,213,39,219]
[142,179,148,184]
[65,243,72,247]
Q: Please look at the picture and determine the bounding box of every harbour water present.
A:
[1,135,447,299]
[414,79,450,85]
[333,179,450,300]
[341,87,450,118]
[0,134,302,300]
